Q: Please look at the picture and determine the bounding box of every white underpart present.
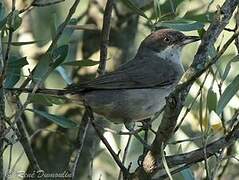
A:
[156,45,182,65]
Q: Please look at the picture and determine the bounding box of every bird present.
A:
[8,29,200,124]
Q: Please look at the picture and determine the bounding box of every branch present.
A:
[68,0,114,177]
[139,0,239,177]
[16,118,41,172]
[97,0,115,76]
[132,116,239,179]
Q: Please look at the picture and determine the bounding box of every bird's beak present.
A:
[181,36,200,46]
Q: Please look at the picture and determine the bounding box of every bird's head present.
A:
[138,29,200,63]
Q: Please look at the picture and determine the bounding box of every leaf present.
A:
[7,56,28,68]
[50,13,57,40]
[120,0,148,19]
[5,57,28,88]
[207,88,217,112]
[51,45,69,69]
[222,55,239,81]
[156,19,204,31]
[32,53,51,83]
[7,10,22,31]
[154,0,161,18]
[29,94,67,106]
[62,59,100,67]
[216,74,239,115]
[27,109,78,128]
[180,168,195,180]
[184,12,214,23]
[58,18,77,46]
[3,41,39,46]
[0,2,5,20]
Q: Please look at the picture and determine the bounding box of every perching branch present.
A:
[138,0,239,177]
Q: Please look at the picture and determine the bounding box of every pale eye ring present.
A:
[163,37,170,43]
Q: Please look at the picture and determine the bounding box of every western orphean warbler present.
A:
[8,29,200,124]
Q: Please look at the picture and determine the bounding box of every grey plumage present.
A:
[7,29,199,123]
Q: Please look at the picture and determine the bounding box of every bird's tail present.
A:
[5,87,75,96]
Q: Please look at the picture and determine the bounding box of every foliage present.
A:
[0,0,239,180]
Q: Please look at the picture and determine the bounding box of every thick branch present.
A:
[97,0,115,75]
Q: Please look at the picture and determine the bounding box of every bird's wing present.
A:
[68,56,183,91]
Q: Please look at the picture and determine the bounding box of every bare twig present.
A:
[67,113,90,178]
[118,131,133,180]
[89,108,130,178]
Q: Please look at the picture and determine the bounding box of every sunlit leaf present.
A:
[156,19,204,31]
[32,53,51,83]
[180,168,195,180]
[27,109,78,128]
[7,10,22,31]
[58,18,77,46]
[222,55,239,81]
[5,57,28,88]
[30,94,67,106]
[51,45,69,69]
[62,59,100,67]
[211,123,224,133]
[207,88,217,112]
[216,74,239,115]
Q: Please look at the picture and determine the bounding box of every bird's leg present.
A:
[124,122,150,150]
[141,119,151,155]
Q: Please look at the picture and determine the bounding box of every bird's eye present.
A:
[163,37,170,43]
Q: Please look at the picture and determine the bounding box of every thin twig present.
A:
[89,108,130,178]
[118,131,133,180]
[67,112,90,178]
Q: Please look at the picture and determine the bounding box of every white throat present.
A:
[156,46,182,65]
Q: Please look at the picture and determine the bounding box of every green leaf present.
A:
[58,18,77,46]
[216,74,239,115]
[120,0,148,19]
[5,57,28,88]
[156,19,204,31]
[0,2,5,20]
[154,0,161,18]
[51,45,69,69]
[0,16,7,30]
[184,12,214,23]
[27,109,78,128]
[7,10,22,31]
[7,56,28,68]
[29,94,67,106]
[3,41,39,46]
[32,54,51,83]
[180,168,195,180]
[50,13,57,40]
[207,88,217,112]
[62,59,100,67]
[222,55,239,81]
